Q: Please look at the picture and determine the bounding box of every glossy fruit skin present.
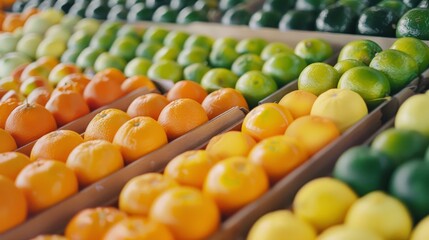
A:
[316,4,357,34]
[0,175,27,233]
[249,10,282,29]
[397,8,429,40]
[279,10,318,31]
[262,52,307,87]
[357,6,399,37]
[104,217,174,240]
[235,70,278,108]
[221,6,252,25]
[338,39,382,65]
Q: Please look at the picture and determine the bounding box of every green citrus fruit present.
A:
[397,8,429,40]
[235,70,278,108]
[201,68,238,92]
[390,37,429,74]
[183,63,210,83]
[235,38,268,55]
[294,38,333,64]
[298,62,339,96]
[338,39,382,65]
[260,42,293,61]
[231,54,264,77]
[263,52,307,87]
[334,59,366,77]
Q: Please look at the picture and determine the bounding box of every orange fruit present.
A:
[15,159,78,214]
[242,103,294,142]
[149,186,220,240]
[164,150,216,189]
[65,207,127,240]
[30,235,67,240]
[126,93,169,120]
[0,128,16,153]
[36,57,59,71]
[121,76,157,94]
[158,98,209,140]
[119,173,178,216]
[202,88,249,120]
[2,14,24,32]
[113,117,168,163]
[0,152,31,181]
[0,11,5,30]
[104,217,174,240]
[166,80,208,104]
[92,68,126,85]
[57,73,91,95]
[45,90,90,127]
[203,156,269,215]
[1,90,24,103]
[5,103,57,147]
[11,63,28,82]
[205,131,256,161]
[66,140,124,187]
[248,135,309,183]
[84,109,131,142]
[0,98,19,129]
[30,130,84,162]
[83,77,125,110]
[285,115,340,156]
[279,90,318,119]
[0,175,27,233]
[27,87,51,106]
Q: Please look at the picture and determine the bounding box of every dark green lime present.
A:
[377,0,409,16]
[262,0,296,14]
[221,6,252,25]
[296,0,337,11]
[127,3,155,21]
[152,6,179,23]
[279,10,318,31]
[357,6,399,37]
[176,7,208,24]
[397,8,429,40]
[249,10,282,29]
[108,5,128,20]
[170,0,198,10]
[316,4,358,33]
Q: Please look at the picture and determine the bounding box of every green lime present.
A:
[249,10,282,29]
[260,42,294,61]
[76,47,104,69]
[296,0,337,11]
[419,0,429,8]
[213,37,238,49]
[201,68,238,92]
[177,47,208,67]
[369,49,419,93]
[177,7,208,24]
[333,146,395,196]
[397,8,429,40]
[61,48,81,64]
[371,128,429,166]
[232,54,264,77]
[108,5,128,21]
[116,25,144,41]
[152,6,179,23]
[357,6,399,37]
[143,27,169,44]
[235,38,268,55]
[109,36,140,61]
[67,31,91,51]
[124,57,152,77]
[127,3,155,21]
[219,0,245,11]
[262,52,307,87]
[163,31,190,49]
[147,60,183,82]
[235,71,278,108]
[170,0,199,10]
[377,0,409,16]
[135,42,163,60]
[278,10,318,31]
[221,6,252,25]
[152,46,180,62]
[316,4,357,34]
[98,21,122,35]
[94,52,127,72]
[298,62,339,96]
[183,63,210,83]
[338,39,382,65]
[89,31,116,51]
[209,45,239,68]
[334,59,366,77]
[294,38,333,64]
[390,37,429,74]
[339,0,368,15]
[263,0,296,13]
[338,66,390,103]
[183,34,214,52]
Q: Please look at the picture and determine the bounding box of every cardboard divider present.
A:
[0,107,247,240]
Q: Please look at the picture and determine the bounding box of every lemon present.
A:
[247,210,317,240]
[390,37,429,74]
[345,191,413,240]
[318,225,383,240]
[311,88,368,132]
[395,94,429,137]
[411,216,429,240]
[334,59,365,77]
[293,177,358,232]
[298,63,340,96]
[338,39,382,65]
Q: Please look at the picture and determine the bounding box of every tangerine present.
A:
[166,80,208,103]
[0,175,27,233]
[0,152,31,181]
[202,88,249,120]
[30,130,83,162]
[121,76,157,94]
[45,90,90,127]
[84,109,131,142]
[126,93,169,120]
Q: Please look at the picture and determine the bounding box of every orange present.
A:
[202,88,249,120]
[83,77,125,110]
[121,75,157,94]
[92,68,126,85]
[0,11,4,30]
[2,14,24,32]
[203,156,269,215]
[104,217,174,240]
[0,175,27,233]
[248,135,309,183]
[164,150,216,189]
[242,103,294,142]
[205,131,256,161]
[285,115,340,156]
[0,152,31,181]
[0,128,16,153]
[27,87,51,106]
[149,186,220,240]
[166,80,208,104]
[84,109,131,142]
[279,90,318,119]
[119,173,178,216]
[0,98,19,129]
[30,130,83,162]
[66,140,124,187]
[30,235,67,240]
[45,90,90,127]
[113,117,168,163]
[65,207,127,240]
[57,73,91,95]
[1,90,24,103]
[158,98,209,140]
[11,63,28,82]
[36,57,59,71]
[126,93,169,120]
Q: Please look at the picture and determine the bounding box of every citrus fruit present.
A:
[135,42,162,60]
[57,73,91,95]
[183,34,214,52]
[248,135,308,183]
[104,217,174,240]
[183,63,210,83]
[390,37,429,74]
[212,37,238,50]
[147,60,183,83]
[30,235,67,240]
[260,42,293,61]
[0,128,17,153]
[231,53,264,77]
[201,88,249,120]
[84,108,130,141]
[177,47,208,67]
[262,52,307,87]
[298,62,340,96]
[120,75,157,94]
[247,210,317,240]
[203,156,269,215]
[0,152,30,181]
[249,10,282,29]
[0,98,19,129]
[318,225,383,240]
[124,58,152,77]
[396,8,429,40]
[296,0,336,11]
[333,59,366,77]
[411,216,429,240]
[278,90,318,119]
[235,37,267,55]
[206,131,256,161]
[166,80,208,104]
[316,4,356,34]
[235,70,278,107]
[143,27,169,44]
[378,0,409,16]
[338,39,382,65]
[46,90,90,127]
[149,186,220,239]
[357,6,399,37]
[0,175,27,233]
[279,9,318,31]
[126,93,169,120]
[294,38,333,64]
[113,117,168,163]
[311,88,368,132]
[31,130,84,162]
[83,76,125,110]
[201,68,238,92]
[345,191,413,240]
[209,45,239,69]
[153,46,180,62]
[163,30,189,49]
[395,94,429,137]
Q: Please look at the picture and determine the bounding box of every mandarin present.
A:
[202,88,249,119]
[0,175,27,233]
[83,77,125,110]
[121,75,157,94]
[45,90,90,126]
[84,109,131,142]
[92,68,126,85]
[30,130,83,162]
[0,152,31,181]
[126,93,169,120]
[205,131,256,161]
[27,87,51,106]
[104,217,174,240]
[0,98,19,129]
[279,90,318,119]
[166,80,208,103]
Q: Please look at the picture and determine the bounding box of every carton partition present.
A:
[0,107,247,240]
[151,78,176,94]
[15,87,153,156]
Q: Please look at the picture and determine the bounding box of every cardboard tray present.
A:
[0,107,247,240]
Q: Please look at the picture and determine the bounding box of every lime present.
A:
[221,6,252,26]
[279,10,318,31]
[334,59,365,77]
[293,177,358,232]
[339,0,368,15]
[249,10,282,29]
[152,6,179,23]
[403,0,422,8]
[319,225,383,240]
[177,7,208,24]
[377,0,409,16]
[235,70,278,107]
[98,21,122,35]
[61,48,81,64]
[183,63,210,83]
[369,49,418,93]
[108,5,128,21]
[294,38,333,64]
[124,57,152,77]
[89,31,116,51]
[419,0,429,8]
[143,27,169,44]
[163,31,190,49]
[316,4,357,34]
[67,31,91,51]
[231,54,264,77]
[235,38,268,55]
[177,47,208,67]
[209,45,239,68]
[397,8,429,40]
[337,66,390,103]
[201,68,238,92]
[212,37,238,49]
[184,34,214,52]
[247,210,316,240]
[371,128,429,166]
[357,6,399,37]
[127,3,155,21]
[260,42,294,61]
[117,25,144,41]
[338,39,382,65]
[135,42,163,60]
[345,191,413,240]
[219,0,245,11]
[395,94,429,137]
[296,0,336,11]
[390,37,429,74]
[109,36,140,61]
[298,62,339,96]
[263,0,296,13]
[152,46,180,62]
[411,216,429,240]
[263,52,307,87]
[76,47,104,69]
[333,146,395,196]
[147,60,183,82]
[94,53,127,72]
